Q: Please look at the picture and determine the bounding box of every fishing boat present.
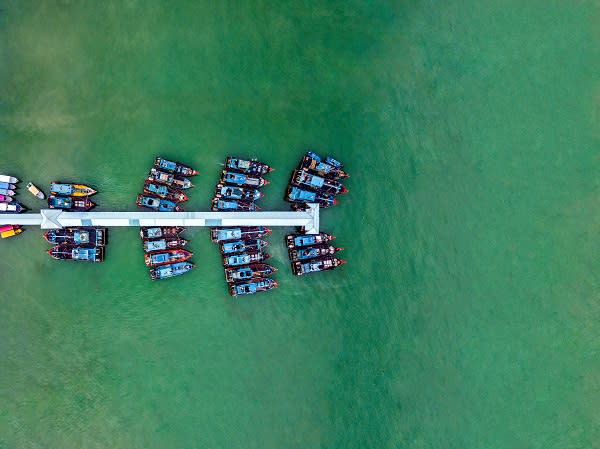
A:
[27,182,45,199]
[50,182,97,197]
[220,171,268,187]
[286,186,336,208]
[0,225,23,239]
[223,251,270,267]
[48,245,104,262]
[291,169,348,195]
[136,194,183,212]
[48,195,95,211]
[0,182,16,190]
[0,195,13,203]
[292,256,346,276]
[150,262,194,280]
[140,227,185,239]
[0,188,15,196]
[0,175,19,184]
[215,184,263,202]
[224,263,277,283]
[154,157,199,176]
[0,202,24,213]
[229,278,278,297]
[286,232,335,249]
[143,182,189,202]
[211,198,258,212]
[225,157,272,176]
[148,168,193,189]
[288,244,342,262]
[300,152,349,179]
[44,228,107,246]
[143,237,188,252]
[144,249,193,267]
[210,226,270,242]
[220,239,268,254]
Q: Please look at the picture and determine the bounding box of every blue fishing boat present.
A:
[225,157,272,176]
[143,182,189,202]
[224,263,277,283]
[220,239,268,254]
[286,186,336,208]
[229,278,278,297]
[148,168,193,189]
[154,157,199,176]
[220,170,268,187]
[136,194,183,212]
[215,183,263,202]
[0,182,16,190]
[301,152,349,179]
[223,251,270,267]
[48,195,95,211]
[210,226,271,242]
[140,227,185,239]
[285,232,335,249]
[211,198,258,212]
[143,237,188,252]
[44,228,107,246]
[48,245,104,262]
[292,256,345,276]
[0,188,15,196]
[50,182,97,197]
[144,249,193,267]
[288,244,342,262]
[150,262,194,280]
[291,169,347,195]
[0,202,24,213]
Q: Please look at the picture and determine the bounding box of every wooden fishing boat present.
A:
[144,249,193,267]
[292,256,345,276]
[150,262,194,280]
[50,182,97,197]
[300,152,349,179]
[224,263,277,283]
[154,157,199,176]
[220,170,268,187]
[48,195,95,211]
[211,198,258,212]
[136,194,183,212]
[291,169,347,195]
[214,183,263,202]
[225,157,272,176]
[47,245,104,262]
[143,182,188,202]
[210,226,270,242]
[140,227,185,239]
[44,228,107,246]
[148,168,193,189]
[220,239,268,255]
[229,278,278,297]
[286,232,335,249]
[288,244,342,262]
[286,186,336,208]
[27,182,45,199]
[222,251,270,267]
[143,237,188,252]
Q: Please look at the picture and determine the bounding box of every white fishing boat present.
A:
[0,175,19,184]
[26,182,45,199]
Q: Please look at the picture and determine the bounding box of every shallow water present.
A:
[1,1,599,448]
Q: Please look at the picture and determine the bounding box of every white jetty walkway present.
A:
[0,204,320,234]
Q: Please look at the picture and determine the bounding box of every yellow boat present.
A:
[50,182,97,197]
[0,225,23,239]
[27,182,45,199]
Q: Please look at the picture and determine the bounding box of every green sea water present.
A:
[1,1,599,448]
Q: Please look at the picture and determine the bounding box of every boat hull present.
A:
[0,188,15,196]
[150,262,194,280]
[223,251,270,267]
[44,228,107,246]
[50,183,97,197]
[48,245,104,262]
[144,249,193,267]
[225,157,272,176]
[143,237,188,253]
[229,278,278,296]
[0,195,13,203]
[288,244,341,262]
[0,225,23,239]
[0,202,24,213]
[220,239,268,254]
[0,182,16,190]
[224,263,277,283]
[210,226,270,242]
[48,195,95,211]
[286,233,335,249]
[292,256,345,275]
[140,227,185,239]
[154,157,199,176]
[0,175,18,184]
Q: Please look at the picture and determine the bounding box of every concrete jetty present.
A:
[0,204,320,233]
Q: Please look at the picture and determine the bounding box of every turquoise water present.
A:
[1,1,599,448]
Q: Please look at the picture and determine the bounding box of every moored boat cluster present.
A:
[45,227,108,262]
[210,157,278,296]
[48,182,97,211]
[137,157,198,280]
[0,174,25,214]
[285,151,349,208]
[286,232,345,275]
